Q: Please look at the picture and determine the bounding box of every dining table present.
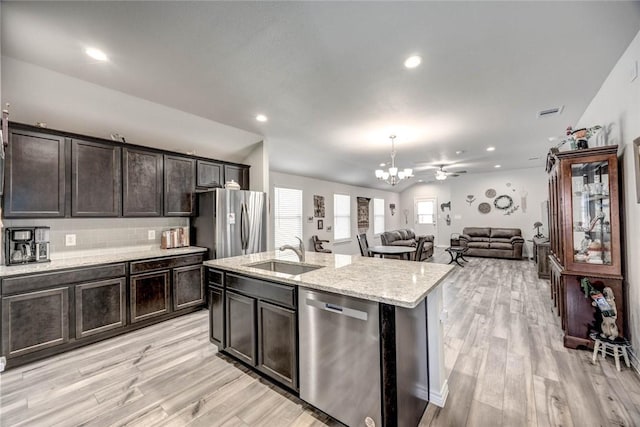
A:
[368,245,417,261]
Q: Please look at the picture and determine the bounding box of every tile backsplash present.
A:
[2,217,189,255]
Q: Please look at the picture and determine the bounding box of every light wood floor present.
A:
[1,251,640,426]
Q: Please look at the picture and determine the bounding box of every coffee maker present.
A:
[5,227,51,265]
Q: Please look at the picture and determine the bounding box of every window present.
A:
[274,187,303,248]
[334,194,351,240]
[415,198,436,224]
[373,198,385,235]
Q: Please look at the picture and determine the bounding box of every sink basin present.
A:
[246,260,324,275]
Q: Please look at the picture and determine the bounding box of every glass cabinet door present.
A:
[570,160,612,265]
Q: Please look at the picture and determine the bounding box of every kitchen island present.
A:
[204,251,454,427]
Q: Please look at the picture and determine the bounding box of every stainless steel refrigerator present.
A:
[193,189,267,259]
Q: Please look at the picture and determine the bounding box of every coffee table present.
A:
[446,246,469,267]
[368,245,416,261]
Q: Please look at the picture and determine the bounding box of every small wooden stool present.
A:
[591,334,631,371]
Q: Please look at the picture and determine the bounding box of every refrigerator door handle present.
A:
[240,202,248,250]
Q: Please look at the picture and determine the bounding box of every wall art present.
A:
[440,201,451,212]
[313,195,325,218]
[494,194,513,210]
[357,197,370,229]
[465,195,476,205]
[485,188,496,198]
[317,219,324,230]
[478,202,491,214]
[446,214,451,226]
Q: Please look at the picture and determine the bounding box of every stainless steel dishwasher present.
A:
[298,287,381,427]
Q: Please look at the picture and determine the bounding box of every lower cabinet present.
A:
[208,285,225,347]
[173,265,204,310]
[257,301,297,390]
[75,278,126,338]
[130,270,171,323]
[1,287,69,358]
[225,290,257,365]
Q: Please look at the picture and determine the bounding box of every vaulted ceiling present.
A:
[3,2,640,190]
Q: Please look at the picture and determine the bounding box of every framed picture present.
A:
[634,137,640,203]
[317,219,323,230]
[314,195,325,218]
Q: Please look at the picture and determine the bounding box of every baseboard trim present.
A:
[429,379,449,407]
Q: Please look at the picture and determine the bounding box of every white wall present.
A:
[401,167,548,256]
[242,140,269,193]
[577,30,640,352]
[270,171,401,255]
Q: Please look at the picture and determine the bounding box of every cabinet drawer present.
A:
[130,254,204,274]
[2,263,126,295]
[207,268,224,286]
[226,274,295,309]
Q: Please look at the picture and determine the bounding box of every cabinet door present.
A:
[164,155,195,216]
[223,164,250,190]
[173,265,204,310]
[71,139,121,217]
[225,291,256,365]
[4,129,66,217]
[75,278,126,339]
[208,286,224,347]
[2,287,69,358]
[130,270,170,323]
[123,147,163,217]
[257,301,297,389]
[197,160,223,188]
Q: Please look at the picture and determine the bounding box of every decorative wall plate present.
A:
[478,202,491,214]
[485,188,496,198]
[494,194,514,210]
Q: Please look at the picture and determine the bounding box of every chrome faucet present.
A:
[279,236,305,262]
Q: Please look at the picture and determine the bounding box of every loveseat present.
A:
[458,227,524,259]
[380,229,434,261]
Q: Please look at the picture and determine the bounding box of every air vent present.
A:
[537,105,564,118]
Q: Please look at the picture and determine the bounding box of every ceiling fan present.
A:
[414,163,468,181]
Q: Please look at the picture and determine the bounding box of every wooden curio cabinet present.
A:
[546,145,624,349]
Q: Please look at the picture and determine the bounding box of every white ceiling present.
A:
[3,2,640,191]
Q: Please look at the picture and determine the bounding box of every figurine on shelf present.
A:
[566,125,603,150]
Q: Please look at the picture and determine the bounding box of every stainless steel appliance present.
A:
[298,287,382,427]
[5,226,51,265]
[193,189,267,259]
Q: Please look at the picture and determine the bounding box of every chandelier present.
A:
[375,135,413,186]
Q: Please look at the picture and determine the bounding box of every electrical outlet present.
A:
[148,230,156,240]
[65,234,76,246]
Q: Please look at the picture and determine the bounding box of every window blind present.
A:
[416,198,436,224]
[373,198,385,234]
[333,194,351,240]
[274,187,303,248]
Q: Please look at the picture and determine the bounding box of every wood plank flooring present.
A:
[1,250,640,426]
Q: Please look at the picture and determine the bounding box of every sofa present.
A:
[458,227,524,259]
[380,229,434,261]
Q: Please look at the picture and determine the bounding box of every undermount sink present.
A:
[246,260,324,275]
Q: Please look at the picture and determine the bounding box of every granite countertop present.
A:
[0,246,207,278]
[204,251,454,308]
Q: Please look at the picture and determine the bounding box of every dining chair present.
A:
[311,235,331,253]
[357,233,373,257]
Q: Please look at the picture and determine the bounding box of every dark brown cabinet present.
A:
[208,286,224,347]
[71,139,122,217]
[75,278,126,338]
[173,265,204,310]
[257,301,297,389]
[123,147,163,217]
[130,271,170,323]
[197,160,223,188]
[225,290,257,365]
[223,164,250,190]
[4,129,66,218]
[1,287,69,358]
[164,155,196,216]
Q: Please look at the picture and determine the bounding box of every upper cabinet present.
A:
[71,139,122,217]
[164,155,195,216]
[224,164,250,190]
[197,160,223,189]
[4,129,66,218]
[123,147,163,217]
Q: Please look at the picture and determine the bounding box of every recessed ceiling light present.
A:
[418,179,424,182]
[494,164,501,168]
[486,146,496,152]
[455,150,465,155]
[379,163,386,167]
[85,47,108,61]
[404,55,422,69]
[256,114,268,122]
